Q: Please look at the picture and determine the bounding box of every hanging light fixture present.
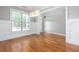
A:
[30,10,40,17]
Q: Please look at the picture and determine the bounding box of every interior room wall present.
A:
[0,6,66,41]
[41,7,65,35]
[66,6,79,45]
[0,6,38,41]
[0,6,10,20]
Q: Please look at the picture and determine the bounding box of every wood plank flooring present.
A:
[0,33,79,52]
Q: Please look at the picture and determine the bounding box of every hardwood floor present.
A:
[0,33,79,52]
[66,43,79,52]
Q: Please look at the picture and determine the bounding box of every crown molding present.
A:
[40,6,64,14]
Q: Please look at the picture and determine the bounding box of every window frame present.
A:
[10,8,30,32]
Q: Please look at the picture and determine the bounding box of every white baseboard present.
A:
[47,32,65,36]
[66,40,79,46]
[0,32,36,41]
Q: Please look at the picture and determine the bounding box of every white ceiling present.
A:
[16,6,54,12]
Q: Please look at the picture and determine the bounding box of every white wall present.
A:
[42,7,65,35]
[36,16,43,33]
[0,20,37,41]
[66,6,79,45]
[0,6,66,41]
[0,6,10,20]
[0,6,38,41]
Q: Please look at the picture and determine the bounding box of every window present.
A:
[10,9,30,32]
[22,14,30,31]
